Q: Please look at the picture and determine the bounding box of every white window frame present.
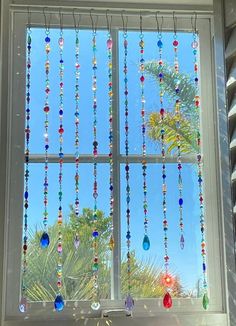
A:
[1,4,229,326]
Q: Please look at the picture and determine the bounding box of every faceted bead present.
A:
[74,235,80,250]
[180,234,185,249]
[45,36,50,43]
[163,292,172,309]
[142,234,150,250]
[58,37,64,47]
[125,294,134,311]
[54,294,64,312]
[109,236,115,250]
[107,39,113,49]
[91,300,101,310]
[19,296,28,313]
[40,232,50,248]
[191,41,198,49]
[202,293,209,310]
[173,40,179,47]
[140,76,145,82]
[179,198,183,205]
[92,231,99,237]
[157,39,163,48]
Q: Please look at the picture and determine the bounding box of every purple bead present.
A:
[180,234,185,249]
[125,294,134,311]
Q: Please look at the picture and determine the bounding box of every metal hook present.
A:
[73,8,80,32]
[191,12,197,34]
[140,12,143,34]
[173,11,177,34]
[90,9,98,32]
[106,10,112,33]
[121,11,128,33]
[43,7,51,32]
[27,7,31,29]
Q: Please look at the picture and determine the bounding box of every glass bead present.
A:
[54,294,64,312]
[58,37,64,47]
[202,293,209,310]
[40,232,50,248]
[157,39,163,48]
[109,236,115,250]
[107,39,113,49]
[74,235,80,250]
[180,234,185,249]
[179,198,183,206]
[163,292,172,309]
[142,234,150,250]
[19,296,28,313]
[191,41,198,49]
[45,36,50,43]
[125,294,134,311]
[92,231,99,237]
[173,40,179,47]
[91,300,101,310]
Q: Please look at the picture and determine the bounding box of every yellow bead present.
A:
[109,236,115,250]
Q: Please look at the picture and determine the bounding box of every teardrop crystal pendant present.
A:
[91,300,101,310]
[202,292,209,310]
[19,297,28,313]
[163,292,172,309]
[142,234,150,250]
[40,232,50,248]
[180,234,185,249]
[54,294,64,312]
[125,294,134,311]
[74,234,80,250]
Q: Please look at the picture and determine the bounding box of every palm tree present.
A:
[145,61,198,154]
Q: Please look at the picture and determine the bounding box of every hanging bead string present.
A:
[139,16,150,251]
[123,24,134,311]
[158,26,172,309]
[54,22,65,312]
[19,25,32,313]
[91,20,100,310]
[74,25,80,250]
[106,14,115,251]
[172,21,184,249]
[40,24,51,249]
[191,23,209,310]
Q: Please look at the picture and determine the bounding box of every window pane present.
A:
[121,163,202,298]
[29,28,109,154]
[23,163,111,301]
[119,31,198,155]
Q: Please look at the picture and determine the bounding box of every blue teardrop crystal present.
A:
[54,295,64,312]
[40,232,50,248]
[142,234,150,250]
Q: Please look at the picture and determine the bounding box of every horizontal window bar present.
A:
[28,154,197,163]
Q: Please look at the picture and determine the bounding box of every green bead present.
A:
[202,293,209,310]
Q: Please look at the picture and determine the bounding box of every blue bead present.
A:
[92,231,99,237]
[126,231,131,239]
[203,263,206,272]
[179,198,183,205]
[45,36,50,43]
[54,295,64,312]
[142,234,150,250]
[157,40,163,48]
[24,191,28,199]
[59,109,63,115]
[40,232,50,248]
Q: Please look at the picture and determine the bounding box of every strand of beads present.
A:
[40,28,51,249]
[91,28,100,311]
[173,33,184,249]
[54,28,65,312]
[107,31,115,251]
[74,28,80,250]
[19,26,32,313]
[158,34,173,310]
[139,29,150,251]
[123,31,134,312]
[192,31,209,310]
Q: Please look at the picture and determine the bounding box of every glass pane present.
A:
[119,31,198,155]
[121,163,202,298]
[23,163,111,301]
[29,28,109,154]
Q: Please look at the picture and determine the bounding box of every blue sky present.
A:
[26,28,202,295]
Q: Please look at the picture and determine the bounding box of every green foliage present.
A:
[25,208,184,302]
[145,61,199,154]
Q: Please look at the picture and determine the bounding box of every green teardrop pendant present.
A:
[202,293,209,310]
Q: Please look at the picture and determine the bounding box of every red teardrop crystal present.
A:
[163,292,172,309]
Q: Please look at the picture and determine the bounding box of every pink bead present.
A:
[191,41,198,49]
[107,39,113,49]
[173,40,179,47]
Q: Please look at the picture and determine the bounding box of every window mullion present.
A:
[110,28,121,300]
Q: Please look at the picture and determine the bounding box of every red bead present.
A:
[59,128,64,134]
[163,292,172,309]
[173,40,179,47]
[140,76,145,82]
[160,108,165,115]
[23,244,27,251]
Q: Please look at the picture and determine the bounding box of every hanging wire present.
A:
[191,12,197,34]
[173,11,177,35]
[90,9,98,32]
[155,11,163,36]
[43,7,51,33]
[59,8,63,33]
[27,7,31,29]
[73,8,81,32]
[106,10,112,34]
[121,11,128,33]
[139,12,143,35]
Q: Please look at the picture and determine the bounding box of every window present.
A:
[3,7,228,326]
